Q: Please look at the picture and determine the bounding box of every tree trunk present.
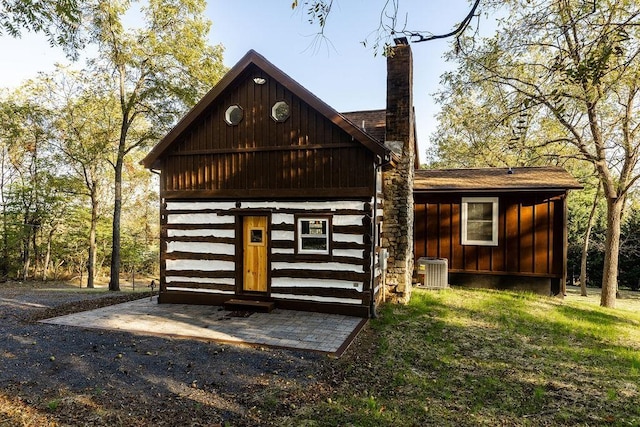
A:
[22,216,31,281]
[109,61,130,293]
[109,154,124,292]
[87,189,98,289]
[32,225,39,279]
[0,203,6,277]
[580,188,600,296]
[42,227,54,281]
[600,196,623,307]
[0,149,8,278]
[22,250,30,280]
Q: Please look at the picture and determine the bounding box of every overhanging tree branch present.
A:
[399,0,481,43]
[293,0,482,53]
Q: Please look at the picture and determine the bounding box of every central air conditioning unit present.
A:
[416,258,449,289]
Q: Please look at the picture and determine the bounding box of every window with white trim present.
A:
[297,217,330,255]
[224,105,243,125]
[271,101,290,122]
[461,197,499,246]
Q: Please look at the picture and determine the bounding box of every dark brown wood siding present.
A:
[160,65,376,199]
[414,191,567,277]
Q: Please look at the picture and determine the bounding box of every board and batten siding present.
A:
[413,192,565,277]
[161,199,381,312]
[159,64,377,200]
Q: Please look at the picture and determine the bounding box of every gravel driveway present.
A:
[0,283,330,426]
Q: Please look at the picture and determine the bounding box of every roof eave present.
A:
[141,52,259,169]
[414,185,583,193]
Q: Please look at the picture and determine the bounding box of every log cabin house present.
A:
[141,39,417,317]
[142,38,581,317]
[413,167,582,295]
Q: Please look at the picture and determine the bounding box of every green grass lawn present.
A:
[282,286,640,426]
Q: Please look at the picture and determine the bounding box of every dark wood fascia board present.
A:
[413,188,575,194]
[166,142,362,156]
[163,188,374,199]
[162,200,371,209]
[142,49,391,169]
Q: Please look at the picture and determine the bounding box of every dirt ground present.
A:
[0,281,332,426]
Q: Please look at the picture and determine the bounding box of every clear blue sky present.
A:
[0,0,475,162]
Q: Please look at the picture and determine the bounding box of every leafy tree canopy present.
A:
[0,0,85,57]
[432,0,640,307]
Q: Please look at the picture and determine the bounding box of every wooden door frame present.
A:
[235,210,272,297]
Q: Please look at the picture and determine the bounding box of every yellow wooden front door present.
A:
[243,216,268,292]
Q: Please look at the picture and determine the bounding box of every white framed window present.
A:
[296,217,330,255]
[461,197,499,246]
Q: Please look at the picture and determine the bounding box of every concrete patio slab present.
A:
[40,297,367,356]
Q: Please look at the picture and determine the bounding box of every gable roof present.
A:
[342,109,420,169]
[414,167,583,192]
[142,50,392,170]
[342,109,386,142]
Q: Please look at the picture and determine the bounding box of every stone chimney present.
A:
[382,37,415,303]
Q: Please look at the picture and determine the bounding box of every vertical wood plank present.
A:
[247,74,255,149]
[283,146,290,189]
[267,79,275,147]
[534,199,549,274]
[561,194,568,294]
[506,202,519,272]
[197,155,204,190]
[477,246,491,271]
[446,202,454,264]
[233,153,239,189]
[451,202,463,270]
[205,111,211,153]
[551,198,561,275]
[520,202,534,273]
[426,203,439,258]
[323,147,332,189]
[414,201,427,259]
[438,204,448,259]
[492,201,505,272]
[464,245,477,271]
[292,94,300,146]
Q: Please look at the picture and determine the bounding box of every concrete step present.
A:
[224,299,275,313]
